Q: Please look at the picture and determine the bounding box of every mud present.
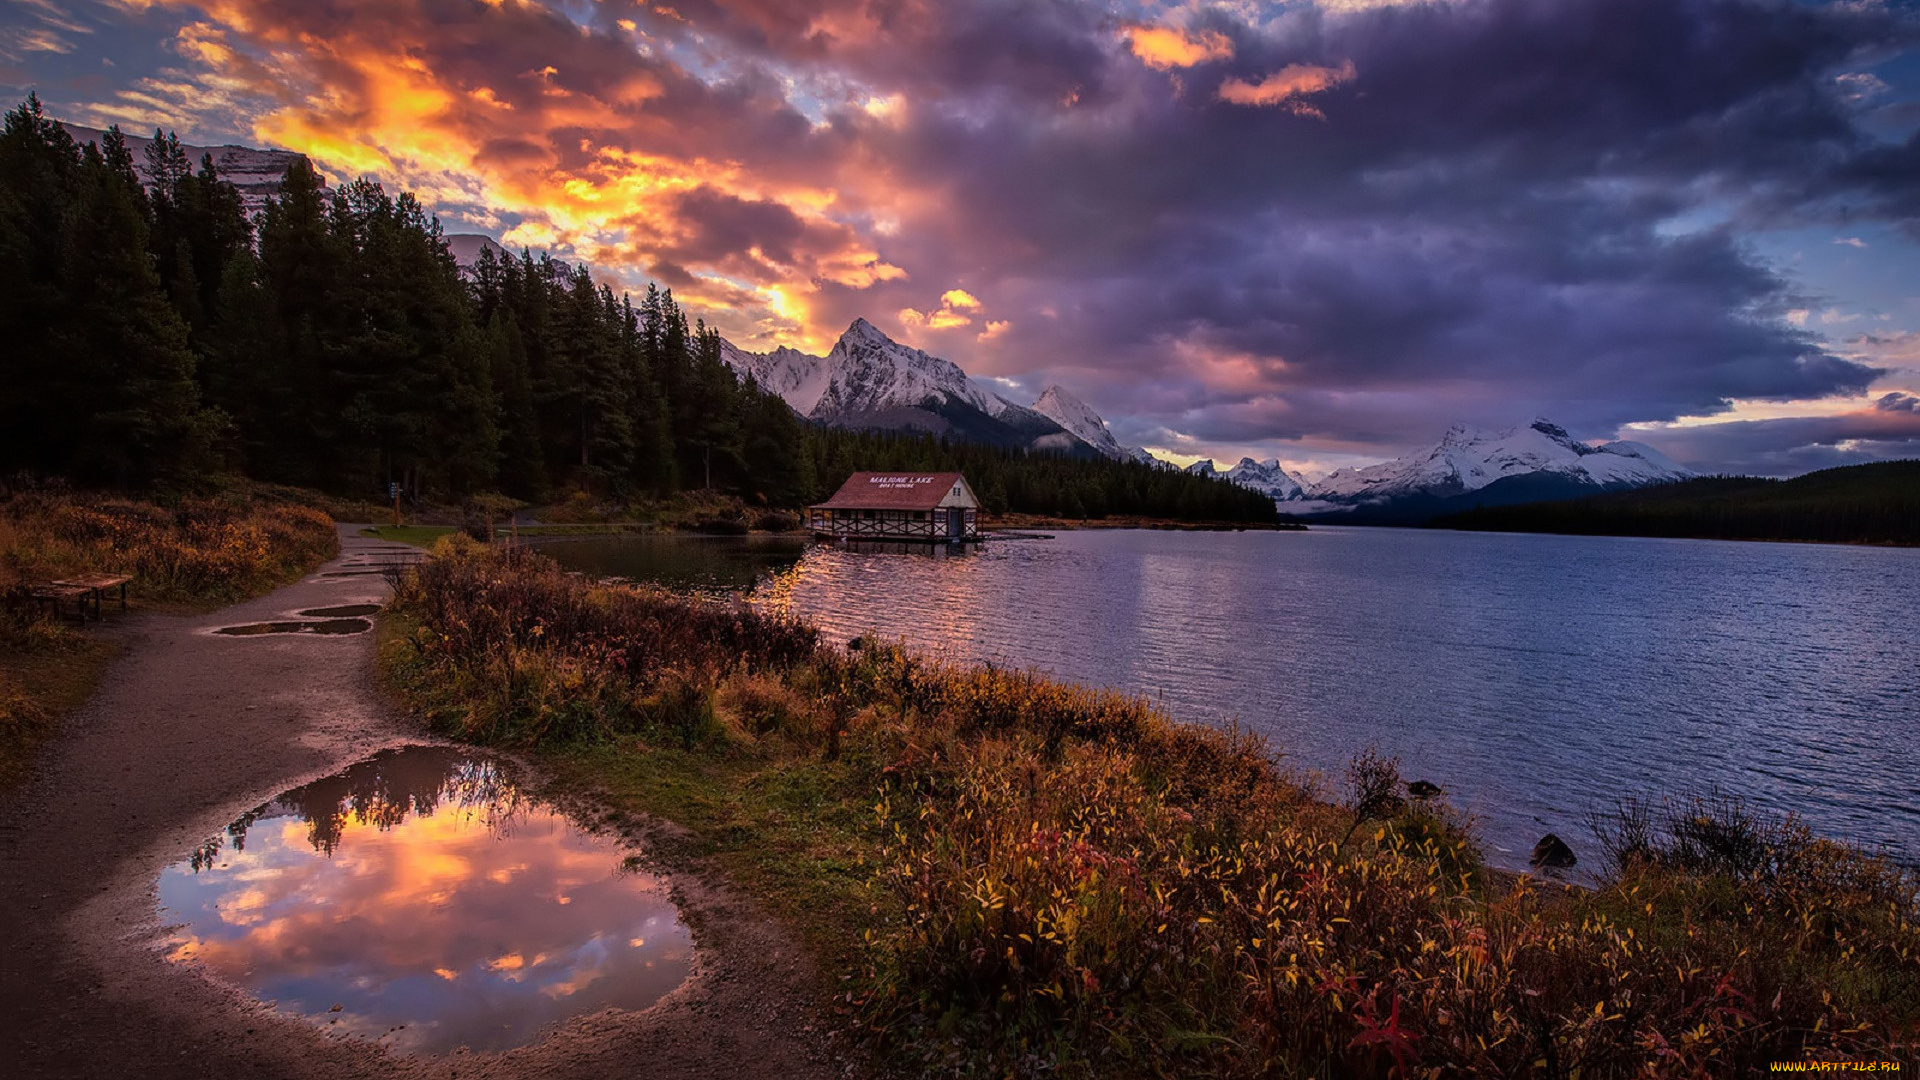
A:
[0,525,841,1080]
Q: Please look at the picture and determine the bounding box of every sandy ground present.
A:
[0,526,842,1080]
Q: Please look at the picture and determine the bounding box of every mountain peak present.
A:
[1308,416,1697,511]
[1221,457,1305,500]
[1031,384,1142,461]
[842,317,887,344]
[725,318,1167,465]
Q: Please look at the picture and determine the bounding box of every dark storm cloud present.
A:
[768,0,1916,458]
[79,0,1920,468]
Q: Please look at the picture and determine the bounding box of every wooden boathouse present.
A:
[808,472,982,541]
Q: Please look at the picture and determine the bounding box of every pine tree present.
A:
[57,130,213,486]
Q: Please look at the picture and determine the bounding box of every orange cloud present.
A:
[1219,60,1357,116]
[111,0,904,353]
[1123,24,1233,70]
[901,287,989,331]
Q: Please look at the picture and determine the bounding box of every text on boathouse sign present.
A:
[807,472,982,541]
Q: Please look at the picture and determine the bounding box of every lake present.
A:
[544,527,1920,870]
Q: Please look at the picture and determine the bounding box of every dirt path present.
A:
[0,526,840,1080]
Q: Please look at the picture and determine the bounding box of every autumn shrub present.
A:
[384,541,1920,1078]
[0,491,338,603]
[386,536,818,746]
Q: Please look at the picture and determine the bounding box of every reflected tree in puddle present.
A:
[162,746,692,1053]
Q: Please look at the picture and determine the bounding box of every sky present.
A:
[5,0,1919,477]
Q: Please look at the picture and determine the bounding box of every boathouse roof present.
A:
[813,472,970,511]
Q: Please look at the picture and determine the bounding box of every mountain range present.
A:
[62,123,306,216]
[719,318,1161,463]
[726,321,1697,522]
[1262,419,1695,523]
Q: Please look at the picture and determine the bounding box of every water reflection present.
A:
[539,533,811,594]
[762,529,1920,868]
[536,529,1920,868]
[160,746,693,1054]
[213,619,372,636]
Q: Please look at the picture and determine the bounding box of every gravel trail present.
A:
[0,525,836,1080]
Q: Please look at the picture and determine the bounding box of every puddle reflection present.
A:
[213,619,372,636]
[160,746,693,1054]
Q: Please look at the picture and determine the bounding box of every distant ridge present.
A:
[60,123,305,215]
[1433,459,1920,545]
[1187,457,1306,500]
[1189,417,1696,524]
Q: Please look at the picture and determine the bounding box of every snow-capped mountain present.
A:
[1312,418,1692,505]
[721,319,1169,463]
[1186,418,1691,522]
[446,233,505,267]
[1032,385,1162,464]
[1188,457,1306,500]
[62,123,307,216]
[811,318,1004,418]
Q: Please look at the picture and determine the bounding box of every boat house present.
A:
[808,472,982,541]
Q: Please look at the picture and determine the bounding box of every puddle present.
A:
[214,619,372,636]
[321,571,390,577]
[297,605,382,618]
[159,746,693,1054]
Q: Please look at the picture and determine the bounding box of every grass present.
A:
[380,537,1920,1078]
[361,524,459,547]
[0,486,340,790]
[0,635,118,790]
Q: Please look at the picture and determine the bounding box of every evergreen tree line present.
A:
[0,94,1277,523]
[1434,461,1920,545]
[0,94,807,503]
[803,428,1280,522]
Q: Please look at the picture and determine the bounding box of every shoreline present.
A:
[378,538,1920,1076]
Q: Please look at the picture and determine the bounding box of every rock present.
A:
[1406,780,1442,799]
[1531,833,1577,869]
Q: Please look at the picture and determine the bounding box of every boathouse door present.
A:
[947,507,964,539]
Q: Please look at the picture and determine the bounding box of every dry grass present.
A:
[382,541,1920,1078]
[0,488,340,790]
[0,490,338,604]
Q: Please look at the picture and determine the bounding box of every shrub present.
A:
[382,541,1920,1078]
[0,491,337,604]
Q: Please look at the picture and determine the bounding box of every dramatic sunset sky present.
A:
[5,0,1918,475]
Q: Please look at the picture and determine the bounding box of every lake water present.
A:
[545,528,1920,869]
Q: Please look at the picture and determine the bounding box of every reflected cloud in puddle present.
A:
[159,747,693,1054]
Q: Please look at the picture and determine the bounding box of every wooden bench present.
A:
[30,573,133,623]
[27,583,95,623]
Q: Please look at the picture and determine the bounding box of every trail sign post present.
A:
[390,482,401,526]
